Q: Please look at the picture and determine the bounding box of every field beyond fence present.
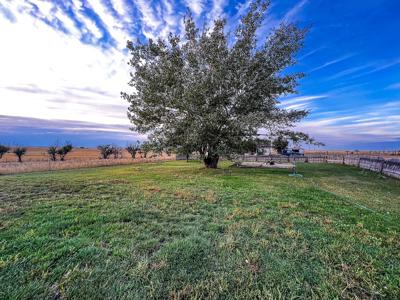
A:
[239,154,400,179]
[0,147,175,174]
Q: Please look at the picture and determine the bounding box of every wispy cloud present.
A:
[309,53,356,72]
[323,58,400,87]
[298,46,325,60]
[111,0,133,25]
[0,4,129,127]
[4,85,52,95]
[0,2,16,22]
[134,0,162,39]
[278,95,327,112]
[70,2,103,41]
[297,100,400,147]
[0,115,142,146]
[387,83,400,89]
[279,95,327,105]
[281,0,308,23]
[86,0,129,48]
[133,0,179,40]
[326,64,373,80]
[207,0,228,22]
[184,0,205,17]
[347,58,400,80]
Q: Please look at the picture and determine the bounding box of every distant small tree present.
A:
[0,145,10,160]
[98,144,114,159]
[140,141,152,158]
[112,146,122,159]
[13,147,27,163]
[57,143,73,161]
[47,146,58,161]
[273,136,289,154]
[126,140,141,159]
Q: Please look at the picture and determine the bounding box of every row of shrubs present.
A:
[0,143,74,163]
[97,141,163,159]
[0,141,158,163]
[0,145,27,163]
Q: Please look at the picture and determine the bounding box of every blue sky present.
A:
[0,0,399,150]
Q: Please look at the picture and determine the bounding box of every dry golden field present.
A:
[0,147,175,174]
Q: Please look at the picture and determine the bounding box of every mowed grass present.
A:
[0,161,399,299]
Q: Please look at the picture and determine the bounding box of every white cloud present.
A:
[112,0,127,18]
[297,101,400,146]
[0,6,130,128]
[347,58,400,80]
[207,0,227,22]
[69,2,103,40]
[279,95,326,106]
[54,7,81,38]
[279,95,327,111]
[282,0,308,23]
[184,0,205,17]
[133,0,180,40]
[86,0,128,48]
[31,1,54,17]
[309,53,356,72]
[135,0,162,39]
[326,64,373,80]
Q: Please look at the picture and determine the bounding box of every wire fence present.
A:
[237,154,400,179]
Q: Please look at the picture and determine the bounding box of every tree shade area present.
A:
[1,161,399,299]
[122,1,318,168]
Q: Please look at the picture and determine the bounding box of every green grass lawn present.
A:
[1,161,399,299]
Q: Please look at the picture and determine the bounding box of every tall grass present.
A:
[0,156,175,174]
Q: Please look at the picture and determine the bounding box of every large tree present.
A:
[122,0,313,168]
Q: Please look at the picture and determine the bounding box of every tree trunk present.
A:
[203,154,219,168]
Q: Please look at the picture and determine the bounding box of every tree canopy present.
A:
[122,0,315,168]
